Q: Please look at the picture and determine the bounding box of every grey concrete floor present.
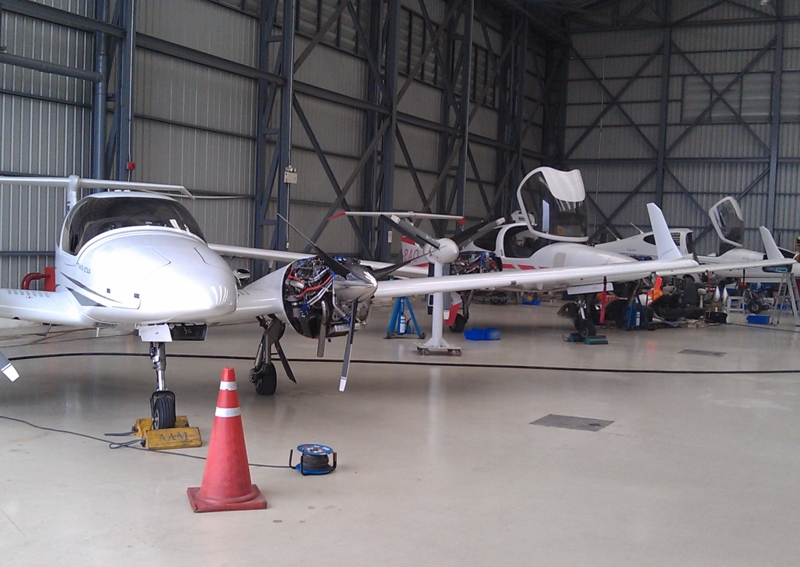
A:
[1,300,800,566]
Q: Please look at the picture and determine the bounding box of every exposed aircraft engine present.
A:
[450,251,502,276]
[282,257,368,340]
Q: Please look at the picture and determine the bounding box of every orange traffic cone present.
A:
[187,368,267,512]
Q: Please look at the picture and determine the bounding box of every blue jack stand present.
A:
[386,297,425,339]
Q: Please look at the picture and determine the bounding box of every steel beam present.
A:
[2,0,123,37]
[767,6,784,231]
[654,1,670,208]
[115,0,134,181]
[0,51,103,82]
[92,0,108,179]
[275,0,296,252]
[455,0,474,220]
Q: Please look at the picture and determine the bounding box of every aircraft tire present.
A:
[575,318,596,339]
[449,314,467,333]
[152,393,176,430]
[252,362,277,396]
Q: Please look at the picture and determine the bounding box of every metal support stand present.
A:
[386,297,424,339]
[416,262,461,355]
[771,273,799,326]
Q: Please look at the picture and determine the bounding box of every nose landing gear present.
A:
[149,342,176,430]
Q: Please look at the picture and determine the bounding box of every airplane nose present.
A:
[139,263,237,321]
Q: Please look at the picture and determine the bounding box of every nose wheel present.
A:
[151,390,176,430]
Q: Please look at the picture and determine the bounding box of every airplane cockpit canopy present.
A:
[516,167,588,243]
[62,194,205,255]
[708,196,744,254]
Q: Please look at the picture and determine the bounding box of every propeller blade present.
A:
[381,215,441,250]
[339,300,358,392]
[370,254,430,280]
[278,214,350,277]
[0,352,19,382]
[452,217,506,248]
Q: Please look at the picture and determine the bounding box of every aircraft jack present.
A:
[386,297,425,339]
[564,332,608,345]
[132,416,202,450]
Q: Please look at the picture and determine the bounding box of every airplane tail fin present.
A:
[759,226,783,260]
[646,203,683,261]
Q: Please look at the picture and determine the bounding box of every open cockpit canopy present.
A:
[516,167,588,243]
[61,193,205,254]
[708,196,744,254]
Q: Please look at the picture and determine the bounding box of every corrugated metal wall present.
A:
[135,0,257,253]
[566,1,797,254]
[0,3,92,287]
[0,0,548,286]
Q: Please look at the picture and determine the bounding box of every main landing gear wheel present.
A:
[575,318,597,340]
[151,391,176,430]
[251,362,277,396]
[449,313,467,333]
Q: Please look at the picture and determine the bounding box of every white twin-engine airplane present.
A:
[0,175,791,430]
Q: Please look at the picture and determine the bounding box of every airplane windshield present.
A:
[63,196,205,254]
[715,200,744,245]
[518,172,588,240]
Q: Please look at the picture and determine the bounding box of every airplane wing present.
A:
[209,244,429,278]
[0,289,93,326]
[374,256,700,299]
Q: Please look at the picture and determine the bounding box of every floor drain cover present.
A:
[530,414,613,432]
[680,348,726,357]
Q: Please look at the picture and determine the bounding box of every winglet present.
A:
[0,353,19,382]
[647,203,682,261]
[759,226,783,260]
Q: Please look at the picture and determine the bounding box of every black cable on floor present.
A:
[5,350,800,376]
[0,414,293,470]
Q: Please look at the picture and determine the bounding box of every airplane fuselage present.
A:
[55,228,238,326]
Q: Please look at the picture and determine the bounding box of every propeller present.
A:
[380,214,441,250]
[451,216,506,248]
[0,352,19,382]
[280,215,438,391]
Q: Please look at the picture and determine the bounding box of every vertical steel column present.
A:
[454,0,473,219]
[654,0,671,208]
[254,0,272,273]
[362,0,383,258]
[376,0,400,261]
[115,0,135,181]
[92,0,108,179]
[509,21,527,214]
[767,4,783,232]
[276,0,296,251]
